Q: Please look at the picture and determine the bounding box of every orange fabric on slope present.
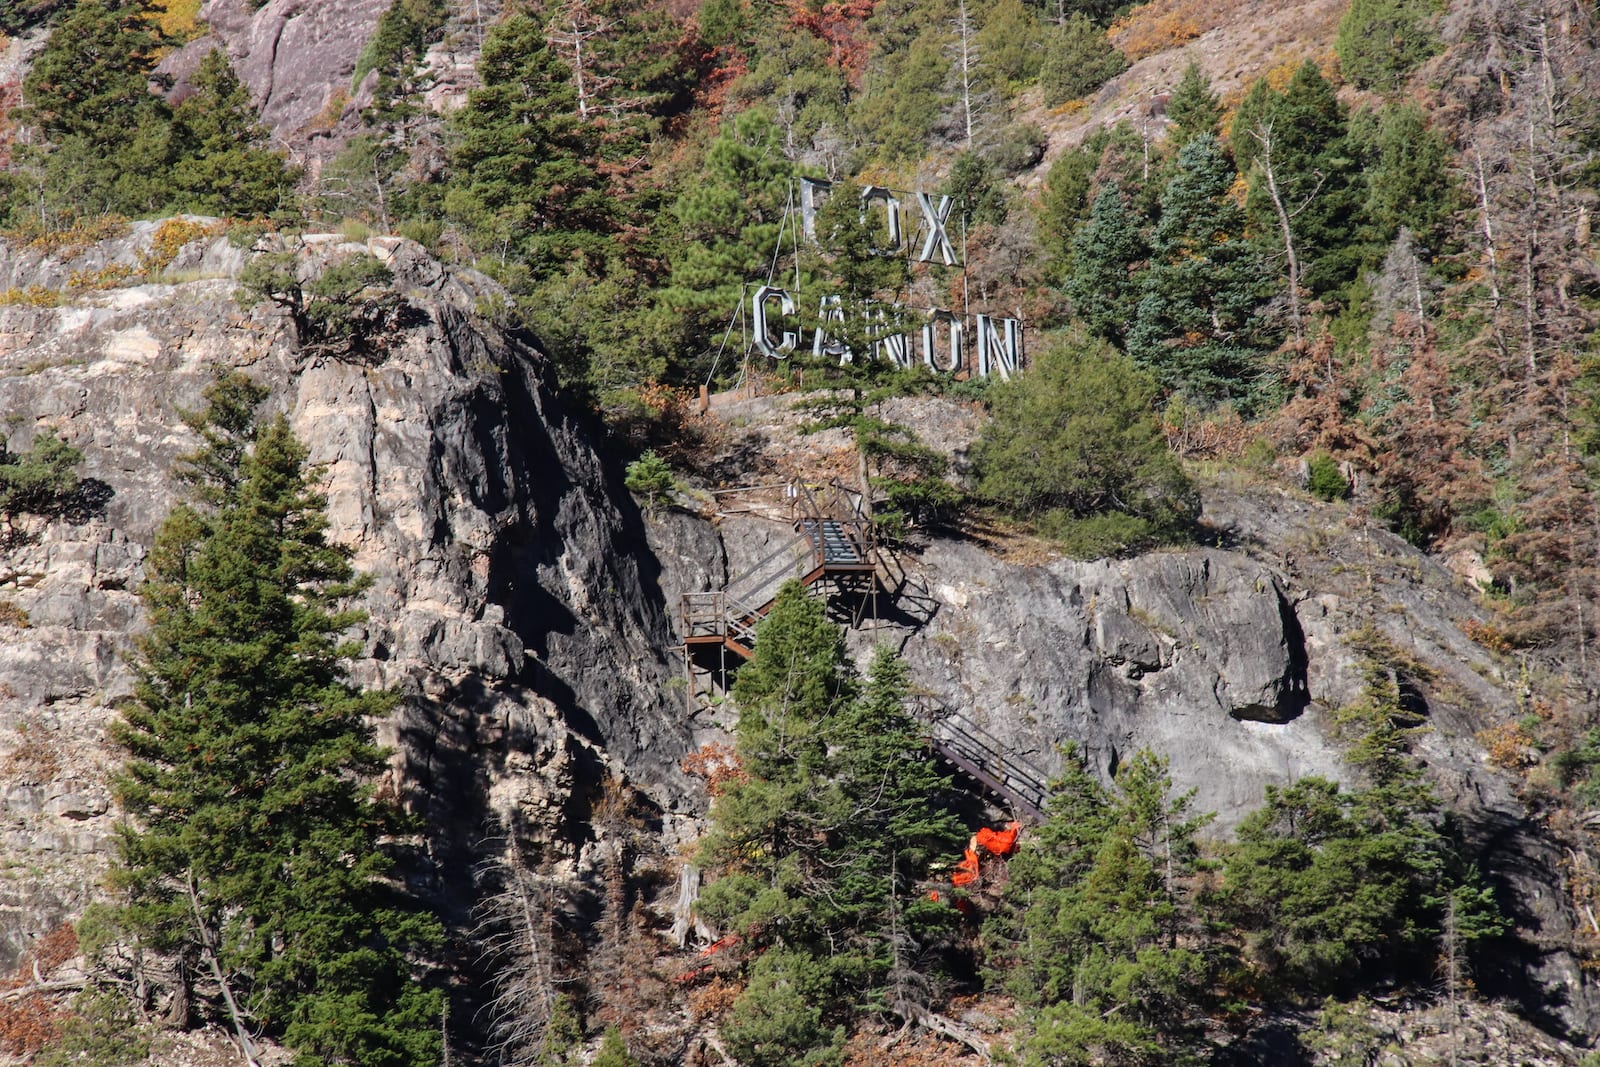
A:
[951,847,981,886]
[975,821,1021,856]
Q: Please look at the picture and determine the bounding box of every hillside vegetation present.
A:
[1,0,1599,1064]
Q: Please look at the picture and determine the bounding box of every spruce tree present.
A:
[15,0,173,221]
[698,589,963,1066]
[989,749,1214,1066]
[1165,62,1221,150]
[1065,184,1147,347]
[115,377,441,1067]
[444,12,613,277]
[1241,62,1367,298]
[169,49,299,218]
[1129,135,1271,407]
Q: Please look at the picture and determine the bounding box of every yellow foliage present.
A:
[310,88,350,133]
[1048,97,1090,117]
[67,263,136,291]
[1262,58,1301,91]
[152,0,204,41]
[5,215,130,257]
[1477,720,1536,771]
[1109,0,1207,61]
[0,286,61,308]
[137,218,221,276]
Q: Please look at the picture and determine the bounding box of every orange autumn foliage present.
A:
[0,923,77,1058]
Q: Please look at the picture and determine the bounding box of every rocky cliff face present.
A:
[0,224,691,974]
[168,0,390,145]
[157,0,492,163]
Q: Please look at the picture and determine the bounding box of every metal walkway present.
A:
[681,480,881,663]
[679,479,1052,824]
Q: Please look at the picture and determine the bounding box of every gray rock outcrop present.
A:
[0,225,689,970]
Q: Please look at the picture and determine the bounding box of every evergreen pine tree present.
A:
[657,110,796,358]
[972,329,1196,555]
[1038,14,1127,107]
[169,49,299,218]
[1241,62,1367,298]
[1065,184,1147,347]
[1225,76,1277,174]
[1037,141,1101,281]
[1336,0,1441,93]
[1129,134,1271,407]
[444,13,613,277]
[591,1027,638,1067]
[325,0,448,229]
[115,380,442,1067]
[0,428,83,522]
[698,590,963,1067]
[15,0,173,221]
[1165,62,1222,151]
[989,748,1214,1066]
[1362,103,1457,259]
[21,0,166,143]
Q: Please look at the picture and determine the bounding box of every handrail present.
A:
[725,531,819,605]
[686,475,891,675]
[909,696,1052,822]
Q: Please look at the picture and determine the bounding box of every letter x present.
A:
[915,193,959,266]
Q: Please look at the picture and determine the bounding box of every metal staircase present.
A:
[681,480,881,664]
[911,698,1050,823]
[680,479,1053,824]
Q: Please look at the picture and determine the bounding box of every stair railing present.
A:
[910,696,1051,823]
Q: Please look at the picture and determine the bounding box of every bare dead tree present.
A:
[1248,119,1327,345]
[472,823,570,1065]
[947,0,987,149]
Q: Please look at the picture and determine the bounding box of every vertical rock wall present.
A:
[0,228,692,971]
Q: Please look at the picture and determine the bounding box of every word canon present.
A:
[751,287,1023,379]
[750,178,1025,378]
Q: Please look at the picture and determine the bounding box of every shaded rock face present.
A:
[0,225,689,969]
[700,522,1331,829]
[899,543,1325,823]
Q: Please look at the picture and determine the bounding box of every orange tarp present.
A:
[697,933,740,958]
[951,847,981,886]
[975,821,1021,857]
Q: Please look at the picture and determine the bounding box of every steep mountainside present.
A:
[1,0,1598,1060]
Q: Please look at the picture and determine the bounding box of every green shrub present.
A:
[624,450,678,514]
[0,428,83,518]
[972,329,1196,556]
[32,991,150,1067]
[1040,509,1166,558]
[1039,15,1128,107]
[237,251,404,360]
[1242,438,1278,471]
[989,122,1047,176]
[1335,0,1441,93]
[1307,453,1350,501]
